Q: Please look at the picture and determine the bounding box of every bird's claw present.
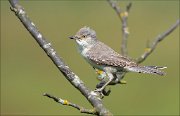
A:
[93,87,111,99]
[103,88,111,96]
[94,88,103,92]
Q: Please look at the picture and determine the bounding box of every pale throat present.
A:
[76,37,93,53]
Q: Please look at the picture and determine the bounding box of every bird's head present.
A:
[69,26,98,48]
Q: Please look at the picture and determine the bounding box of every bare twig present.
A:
[108,0,132,56]
[9,0,112,115]
[8,0,179,115]
[136,19,180,64]
[43,93,97,114]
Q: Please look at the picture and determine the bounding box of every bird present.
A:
[69,26,166,93]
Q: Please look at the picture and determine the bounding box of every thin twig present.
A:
[108,0,132,56]
[9,0,112,115]
[107,0,122,19]
[43,93,97,114]
[136,19,180,64]
[8,0,179,115]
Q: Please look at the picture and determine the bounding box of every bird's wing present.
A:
[86,41,137,68]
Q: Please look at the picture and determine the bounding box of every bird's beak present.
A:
[69,36,75,39]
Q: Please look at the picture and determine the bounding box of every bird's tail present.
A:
[126,66,167,76]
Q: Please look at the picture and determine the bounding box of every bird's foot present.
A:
[93,87,111,99]
[94,88,103,92]
[103,88,111,96]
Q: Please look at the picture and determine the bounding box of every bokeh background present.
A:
[1,0,179,115]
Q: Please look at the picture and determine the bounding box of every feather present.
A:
[126,66,166,76]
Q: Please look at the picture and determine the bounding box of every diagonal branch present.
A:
[108,0,132,56]
[43,93,97,115]
[136,19,180,64]
[9,0,112,115]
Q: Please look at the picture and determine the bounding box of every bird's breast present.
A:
[79,48,104,70]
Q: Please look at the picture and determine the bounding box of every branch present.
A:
[136,19,180,64]
[9,0,112,115]
[43,93,97,115]
[108,0,132,56]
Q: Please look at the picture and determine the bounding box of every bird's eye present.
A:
[82,35,86,38]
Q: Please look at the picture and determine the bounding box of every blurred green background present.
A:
[1,0,179,115]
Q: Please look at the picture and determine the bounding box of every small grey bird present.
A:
[69,26,166,92]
